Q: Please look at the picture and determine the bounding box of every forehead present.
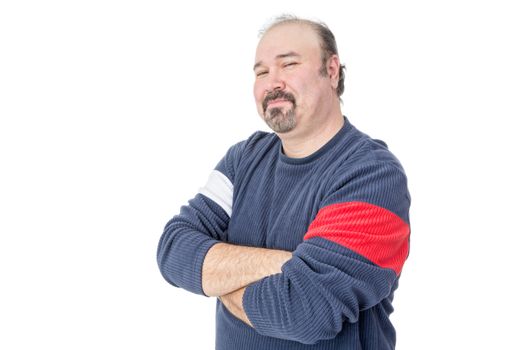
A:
[255,23,321,63]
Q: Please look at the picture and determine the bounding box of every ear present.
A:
[326,54,340,90]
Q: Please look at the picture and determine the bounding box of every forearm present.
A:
[202,242,292,297]
[241,239,401,344]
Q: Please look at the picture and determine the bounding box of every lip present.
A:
[267,99,291,108]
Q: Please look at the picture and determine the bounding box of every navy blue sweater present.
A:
[157,117,411,349]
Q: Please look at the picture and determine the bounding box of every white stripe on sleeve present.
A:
[198,170,234,217]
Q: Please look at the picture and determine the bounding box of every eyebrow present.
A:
[253,51,301,71]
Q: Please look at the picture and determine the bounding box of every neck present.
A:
[280,110,344,159]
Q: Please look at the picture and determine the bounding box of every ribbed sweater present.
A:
[157,117,411,349]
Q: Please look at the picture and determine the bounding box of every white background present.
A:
[1,1,524,349]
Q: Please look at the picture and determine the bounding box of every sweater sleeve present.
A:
[242,161,411,344]
[156,141,245,295]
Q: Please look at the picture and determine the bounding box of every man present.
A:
[157,15,410,350]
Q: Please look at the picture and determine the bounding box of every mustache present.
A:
[262,90,296,113]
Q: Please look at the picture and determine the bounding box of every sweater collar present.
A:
[278,116,352,165]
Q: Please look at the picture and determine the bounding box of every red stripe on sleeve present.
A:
[304,202,409,275]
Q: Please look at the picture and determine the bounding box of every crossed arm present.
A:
[158,162,410,344]
[202,242,293,326]
[159,202,408,343]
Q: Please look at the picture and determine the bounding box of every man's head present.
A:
[253,15,346,135]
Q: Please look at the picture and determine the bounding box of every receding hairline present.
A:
[256,15,338,62]
[254,18,325,69]
[258,15,325,38]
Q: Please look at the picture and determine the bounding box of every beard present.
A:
[262,90,297,133]
[264,107,296,133]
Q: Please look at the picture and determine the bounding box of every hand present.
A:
[220,287,253,327]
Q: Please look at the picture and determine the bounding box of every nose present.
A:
[265,70,285,93]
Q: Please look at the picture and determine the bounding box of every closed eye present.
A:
[255,70,268,77]
[283,62,298,68]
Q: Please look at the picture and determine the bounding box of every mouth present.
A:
[266,99,291,108]
[262,91,296,113]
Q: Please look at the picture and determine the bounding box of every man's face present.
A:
[253,23,334,135]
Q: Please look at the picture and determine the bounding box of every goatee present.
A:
[262,90,297,133]
[265,107,296,133]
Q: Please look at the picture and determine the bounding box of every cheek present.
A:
[253,82,263,100]
[253,83,265,111]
